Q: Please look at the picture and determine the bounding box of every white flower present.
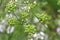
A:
[6,14,9,17]
[33,32,48,40]
[39,32,48,40]
[24,6,27,10]
[40,32,45,36]
[24,1,29,3]
[15,0,17,2]
[6,14,13,18]
[34,17,39,23]
[1,19,6,24]
[28,38,33,40]
[9,14,13,17]
[56,27,60,35]
[7,26,14,34]
[40,36,44,40]
[26,1,29,3]
[10,27,14,33]
[7,26,10,34]
[33,1,37,4]
[28,10,30,12]
[44,24,48,28]
[33,33,37,38]
[28,6,30,9]
[0,24,4,32]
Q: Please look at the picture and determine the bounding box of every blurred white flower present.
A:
[33,1,37,4]
[21,6,30,11]
[28,10,30,12]
[24,1,29,3]
[33,32,48,40]
[40,32,45,36]
[28,6,30,9]
[44,24,48,28]
[40,37,44,40]
[26,1,29,3]
[23,6,27,10]
[34,17,39,23]
[56,27,60,35]
[6,14,13,18]
[1,19,6,24]
[15,0,17,2]
[10,0,12,2]
[24,1,26,3]
[7,26,14,34]
[10,27,14,33]
[7,26,10,34]
[9,14,13,17]
[6,14,9,17]
[33,33,37,38]
[28,38,33,40]
[58,20,60,26]
[0,24,4,32]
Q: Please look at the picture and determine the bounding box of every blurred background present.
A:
[0,0,60,40]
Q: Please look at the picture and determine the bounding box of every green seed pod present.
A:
[7,18,17,25]
[24,25,36,35]
[20,12,29,19]
[36,13,49,24]
[5,0,17,13]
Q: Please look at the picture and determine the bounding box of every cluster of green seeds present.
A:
[5,0,17,13]
[7,18,17,25]
[36,13,48,23]
[24,25,36,35]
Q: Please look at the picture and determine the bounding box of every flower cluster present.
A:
[36,12,49,24]
[7,17,17,25]
[33,32,48,40]
[5,0,17,13]
[19,12,29,19]
[24,25,36,35]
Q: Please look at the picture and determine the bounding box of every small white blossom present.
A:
[24,6,27,10]
[0,24,4,32]
[40,37,44,40]
[33,1,37,4]
[28,10,30,12]
[26,1,29,3]
[6,14,9,17]
[34,17,39,23]
[9,14,13,17]
[40,32,45,36]
[28,38,33,40]
[24,1,26,3]
[7,26,10,34]
[24,1,29,3]
[56,27,60,35]
[7,26,14,34]
[28,6,30,9]
[15,0,17,2]
[33,32,48,40]
[33,33,37,38]
[1,19,6,24]
[44,24,48,28]
[10,27,14,33]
